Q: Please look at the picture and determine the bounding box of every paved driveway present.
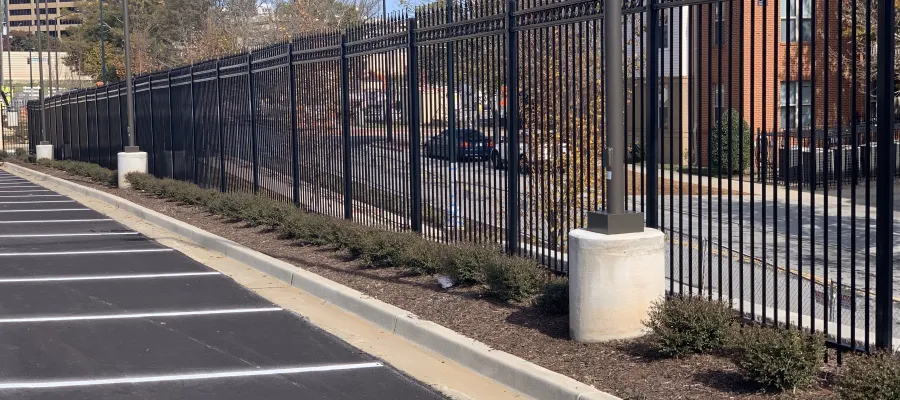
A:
[0,170,446,400]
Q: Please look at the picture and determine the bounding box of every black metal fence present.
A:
[27,0,899,355]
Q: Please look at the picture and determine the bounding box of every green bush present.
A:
[734,326,825,391]
[397,239,449,276]
[836,352,900,400]
[483,256,544,302]
[39,159,117,186]
[441,244,500,284]
[533,277,568,315]
[122,172,550,303]
[0,150,7,161]
[14,148,27,158]
[709,109,752,175]
[643,296,737,357]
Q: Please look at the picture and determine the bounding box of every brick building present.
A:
[691,0,875,167]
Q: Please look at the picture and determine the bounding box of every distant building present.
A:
[7,0,80,37]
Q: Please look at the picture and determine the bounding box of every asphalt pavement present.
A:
[0,170,446,400]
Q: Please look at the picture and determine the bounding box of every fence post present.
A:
[505,0,520,254]
[408,18,423,233]
[248,53,260,193]
[645,0,659,228]
[148,75,155,175]
[167,70,175,178]
[216,60,227,193]
[874,0,896,349]
[340,34,353,220]
[190,66,198,184]
[288,42,301,207]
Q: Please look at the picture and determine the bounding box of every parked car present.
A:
[424,129,493,161]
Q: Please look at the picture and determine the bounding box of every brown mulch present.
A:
[12,162,832,400]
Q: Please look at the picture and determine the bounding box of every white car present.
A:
[490,130,568,173]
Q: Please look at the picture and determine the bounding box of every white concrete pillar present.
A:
[568,228,665,342]
[117,151,148,188]
[36,143,54,160]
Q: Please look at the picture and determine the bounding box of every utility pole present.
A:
[586,0,644,234]
[0,0,6,107]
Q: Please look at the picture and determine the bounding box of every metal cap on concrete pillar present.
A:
[568,228,665,342]
[117,150,148,188]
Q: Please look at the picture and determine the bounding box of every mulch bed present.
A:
[12,161,833,400]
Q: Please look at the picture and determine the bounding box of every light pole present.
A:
[585,0,643,234]
[123,0,135,149]
[117,0,146,188]
[99,0,107,84]
[33,0,46,143]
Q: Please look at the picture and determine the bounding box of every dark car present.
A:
[424,129,493,161]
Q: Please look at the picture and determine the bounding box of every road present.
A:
[0,170,447,399]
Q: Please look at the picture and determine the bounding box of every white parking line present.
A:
[0,183,32,186]
[0,362,382,389]
[0,195,65,198]
[0,186,43,189]
[0,200,76,205]
[0,249,174,257]
[0,272,221,283]
[0,232,138,238]
[0,307,284,324]
[0,208,91,213]
[0,190,50,193]
[0,219,113,224]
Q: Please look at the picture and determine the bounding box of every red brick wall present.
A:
[691,0,870,167]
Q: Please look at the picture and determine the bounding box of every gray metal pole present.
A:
[586,0,643,234]
[34,0,46,143]
[43,0,52,96]
[123,0,136,149]
[605,0,623,215]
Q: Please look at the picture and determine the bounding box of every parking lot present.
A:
[0,170,445,400]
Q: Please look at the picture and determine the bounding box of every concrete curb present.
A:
[3,163,620,400]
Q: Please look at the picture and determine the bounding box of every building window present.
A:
[39,8,58,14]
[713,3,724,46]
[9,0,31,4]
[10,21,32,27]
[10,9,31,15]
[780,81,812,129]
[713,84,725,121]
[780,0,812,43]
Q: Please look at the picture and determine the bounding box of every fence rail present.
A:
[26,0,898,355]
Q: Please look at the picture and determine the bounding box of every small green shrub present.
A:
[441,244,500,284]
[734,326,825,391]
[14,148,27,158]
[39,159,117,186]
[358,230,410,268]
[643,296,737,357]
[710,109,752,175]
[483,256,544,302]
[125,172,156,190]
[835,352,900,400]
[397,239,449,276]
[0,150,8,161]
[122,172,551,303]
[534,277,568,315]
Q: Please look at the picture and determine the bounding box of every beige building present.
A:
[2,51,92,85]
[8,0,79,37]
